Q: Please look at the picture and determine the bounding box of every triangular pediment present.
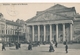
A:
[26,4,75,23]
[36,4,75,16]
[46,4,68,11]
[27,13,73,22]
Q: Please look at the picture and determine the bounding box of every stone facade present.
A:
[5,19,27,43]
[0,13,6,42]
[26,4,80,43]
[0,14,27,43]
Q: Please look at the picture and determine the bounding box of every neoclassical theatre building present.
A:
[26,4,80,43]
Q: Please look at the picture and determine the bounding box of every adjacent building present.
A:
[5,19,27,43]
[26,4,80,43]
[6,20,23,43]
[0,13,27,43]
[0,13,6,42]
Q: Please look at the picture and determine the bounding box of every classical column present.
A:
[44,25,46,41]
[56,24,58,42]
[26,26,30,42]
[63,24,65,42]
[32,25,34,42]
[50,24,52,42]
[70,24,73,41]
[38,25,40,41]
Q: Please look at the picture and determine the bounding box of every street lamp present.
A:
[15,27,21,43]
[2,30,4,43]
[12,26,21,43]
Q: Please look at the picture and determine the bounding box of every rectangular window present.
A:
[6,30,7,34]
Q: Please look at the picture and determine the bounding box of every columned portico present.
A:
[26,4,76,43]
[27,20,73,43]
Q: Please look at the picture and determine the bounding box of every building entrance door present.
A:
[48,35,50,43]
[40,35,44,43]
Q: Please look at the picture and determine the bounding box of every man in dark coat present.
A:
[18,43,21,48]
[49,44,55,52]
[28,43,32,50]
[55,41,58,48]
[15,42,18,49]
[65,44,68,53]
[2,43,6,51]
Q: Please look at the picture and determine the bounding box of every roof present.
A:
[45,4,68,11]
[26,4,75,23]
[16,19,26,25]
[36,4,76,16]
[0,17,5,22]
[0,13,6,22]
[19,20,26,24]
[26,13,73,23]
[74,13,80,18]
[6,20,22,27]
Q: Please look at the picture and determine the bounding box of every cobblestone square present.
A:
[0,44,80,55]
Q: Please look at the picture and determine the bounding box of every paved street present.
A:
[0,44,80,55]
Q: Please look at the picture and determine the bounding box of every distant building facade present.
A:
[5,20,22,43]
[26,4,80,43]
[16,19,27,42]
[5,19,27,43]
[0,13,6,42]
[0,13,27,43]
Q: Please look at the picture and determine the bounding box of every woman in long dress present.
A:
[49,40,55,52]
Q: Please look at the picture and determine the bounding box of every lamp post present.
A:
[2,30,4,43]
[15,27,21,43]
[15,31,19,43]
[12,26,21,43]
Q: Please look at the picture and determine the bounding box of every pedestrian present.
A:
[38,42,40,46]
[37,41,40,46]
[2,43,6,51]
[55,41,58,48]
[9,42,11,47]
[49,40,55,52]
[49,44,55,52]
[18,43,21,48]
[65,44,68,53]
[28,43,32,50]
[50,40,53,45]
[15,42,18,49]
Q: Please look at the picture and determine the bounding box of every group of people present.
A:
[28,41,40,50]
[28,43,32,50]
[2,43,6,51]
[27,40,68,53]
[1,41,68,53]
[15,42,21,49]
[49,41,57,52]
[49,40,68,53]
[2,42,21,51]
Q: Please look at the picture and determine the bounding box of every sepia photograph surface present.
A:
[0,3,80,55]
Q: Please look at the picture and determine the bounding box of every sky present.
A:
[0,3,80,21]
